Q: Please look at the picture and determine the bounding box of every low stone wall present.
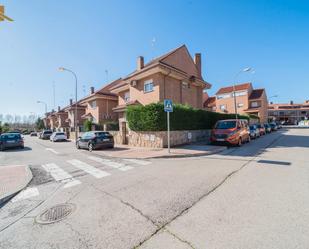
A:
[109,130,211,148]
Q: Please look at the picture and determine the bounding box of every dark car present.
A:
[0,133,24,151]
[249,125,260,139]
[264,123,272,133]
[76,131,114,151]
[40,130,53,139]
[270,122,278,131]
[256,124,266,135]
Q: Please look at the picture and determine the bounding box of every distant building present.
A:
[204,82,268,122]
[268,101,309,124]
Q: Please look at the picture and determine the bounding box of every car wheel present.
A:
[0,145,3,151]
[88,143,93,152]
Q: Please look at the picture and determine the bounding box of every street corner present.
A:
[0,165,33,206]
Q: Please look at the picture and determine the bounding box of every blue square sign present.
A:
[164,99,173,112]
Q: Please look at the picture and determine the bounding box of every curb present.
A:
[0,165,33,206]
[91,146,227,160]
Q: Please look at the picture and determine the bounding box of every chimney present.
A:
[90,87,95,94]
[137,56,144,71]
[290,100,294,105]
[194,53,202,78]
[58,106,61,112]
[70,99,73,105]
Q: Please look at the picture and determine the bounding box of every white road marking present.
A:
[42,163,81,187]
[123,159,152,166]
[87,156,133,171]
[67,159,111,178]
[45,148,59,154]
[11,187,39,202]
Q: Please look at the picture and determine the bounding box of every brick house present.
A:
[53,106,69,131]
[46,110,57,131]
[109,45,211,143]
[204,83,268,122]
[63,99,86,131]
[79,79,121,126]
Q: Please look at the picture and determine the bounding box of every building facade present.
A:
[268,101,309,124]
[204,83,268,123]
[110,45,211,143]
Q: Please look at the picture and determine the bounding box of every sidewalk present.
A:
[92,144,227,159]
[0,165,33,206]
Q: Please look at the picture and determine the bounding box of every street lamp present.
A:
[37,100,47,114]
[58,67,78,141]
[233,67,253,120]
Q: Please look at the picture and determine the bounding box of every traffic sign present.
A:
[164,99,173,112]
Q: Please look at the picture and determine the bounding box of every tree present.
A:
[83,120,92,132]
[35,118,45,130]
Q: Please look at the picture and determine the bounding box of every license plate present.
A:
[216,139,225,142]
[103,139,110,142]
[7,140,15,143]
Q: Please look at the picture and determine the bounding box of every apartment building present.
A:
[109,45,211,141]
[268,101,309,124]
[204,83,268,122]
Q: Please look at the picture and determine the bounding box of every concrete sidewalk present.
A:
[92,144,227,159]
[0,165,33,206]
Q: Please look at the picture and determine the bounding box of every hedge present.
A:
[126,103,250,131]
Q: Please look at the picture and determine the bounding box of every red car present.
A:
[211,119,250,146]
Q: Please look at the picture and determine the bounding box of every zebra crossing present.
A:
[11,156,152,203]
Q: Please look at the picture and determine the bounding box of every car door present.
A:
[80,133,90,148]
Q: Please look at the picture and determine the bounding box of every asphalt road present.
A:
[0,128,308,249]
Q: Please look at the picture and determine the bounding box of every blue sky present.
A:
[1,0,309,115]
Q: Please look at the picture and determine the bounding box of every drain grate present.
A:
[36,203,76,224]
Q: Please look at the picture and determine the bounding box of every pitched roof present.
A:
[203,96,216,108]
[216,83,252,95]
[249,89,265,100]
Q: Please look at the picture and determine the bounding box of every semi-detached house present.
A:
[109,45,211,143]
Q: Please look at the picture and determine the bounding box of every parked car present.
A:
[76,131,114,151]
[0,133,24,151]
[256,123,266,135]
[210,119,250,146]
[275,121,282,129]
[50,132,67,142]
[40,130,53,140]
[264,123,272,133]
[249,125,260,139]
[270,122,278,131]
[30,132,37,137]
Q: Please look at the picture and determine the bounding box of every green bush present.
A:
[83,120,93,132]
[126,102,249,131]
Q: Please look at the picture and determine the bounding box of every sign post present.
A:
[164,99,173,153]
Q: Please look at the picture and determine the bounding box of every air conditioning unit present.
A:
[131,80,137,87]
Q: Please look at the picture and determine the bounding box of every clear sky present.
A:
[1,0,309,116]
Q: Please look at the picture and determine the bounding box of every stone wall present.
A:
[109,130,211,148]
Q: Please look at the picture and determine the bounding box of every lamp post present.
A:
[37,100,47,115]
[58,67,78,141]
[233,67,252,120]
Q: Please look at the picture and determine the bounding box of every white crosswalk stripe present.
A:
[87,156,133,171]
[11,187,39,202]
[123,159,152,166]
[67,159,111,178]
[42,163,81,187]
[46,148,59,154]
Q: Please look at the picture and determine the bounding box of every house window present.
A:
[90,100,97,109]
[250,101,259,108]
[237,103,244,108]
[217,94,231,99]
[124,92,130,103]
[220,105,226,111]
[144,80,154,93]
[182,81,190,89]
[233,91,247,97]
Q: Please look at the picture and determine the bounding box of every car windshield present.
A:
[249,125,255,130]
[1,133,21,140]
[95,132,110,137]
[56,132,65,135]
[44,131,53,134]
[215,121,236,129]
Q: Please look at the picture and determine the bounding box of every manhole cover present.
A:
[36,203,76,224]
